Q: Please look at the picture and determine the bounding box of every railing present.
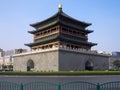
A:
[0,81,19,90]
[0,81,120,90]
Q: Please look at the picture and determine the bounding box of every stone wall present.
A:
[13,49,58,71]
[59,49,109,71]
[13,48,110,71]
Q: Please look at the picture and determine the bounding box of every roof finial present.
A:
[58,4,62,10]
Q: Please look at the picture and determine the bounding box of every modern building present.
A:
[0,48,4,57]
[0,48,27,70]
[112,52,120,57]
[13,4,110,71]
[109,52,120,70]
[3,48,27,56]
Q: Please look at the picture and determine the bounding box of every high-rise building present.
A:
[0,48,4,57]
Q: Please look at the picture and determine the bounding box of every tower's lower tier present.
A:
[13,48,109,71]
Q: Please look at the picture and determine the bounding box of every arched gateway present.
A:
[27,60,34,71]
[85,61,93,70]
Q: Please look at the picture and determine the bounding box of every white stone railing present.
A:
[13,46,111,57]
[13,47,59,57]
[59,46,111,56]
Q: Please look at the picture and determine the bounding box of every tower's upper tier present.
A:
[30,4,91,30]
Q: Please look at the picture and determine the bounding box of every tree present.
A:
[113,60,120,70]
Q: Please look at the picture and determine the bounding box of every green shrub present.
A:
[0,70,120,75]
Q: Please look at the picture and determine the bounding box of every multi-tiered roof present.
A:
[25,4,97,51]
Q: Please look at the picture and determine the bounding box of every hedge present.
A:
[0,70,120,75]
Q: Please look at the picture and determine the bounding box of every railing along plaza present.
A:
[0,81,120,90]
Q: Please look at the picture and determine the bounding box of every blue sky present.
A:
[0,0,120,53]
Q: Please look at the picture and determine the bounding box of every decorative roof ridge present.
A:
[30,4,91,28]
[30,12,59,27]
[60,12,91,26]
